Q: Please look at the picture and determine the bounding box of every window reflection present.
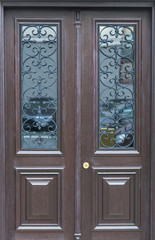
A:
[21,24,58,149]
[99,25,135,149]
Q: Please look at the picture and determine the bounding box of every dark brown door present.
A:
[81,9,151,240]
[4,7,151,240]
[5,8,75,240]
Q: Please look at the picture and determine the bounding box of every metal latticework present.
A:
[21,24,58,149]
[99,25,135,149]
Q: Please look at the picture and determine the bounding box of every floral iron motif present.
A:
[21,24,58,149]
[99,25,135,149]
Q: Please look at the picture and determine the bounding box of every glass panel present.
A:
[21,24,58,149]
[99,25,135,149]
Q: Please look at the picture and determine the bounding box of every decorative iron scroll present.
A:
[99,25,135,149]
[21,24,58,149]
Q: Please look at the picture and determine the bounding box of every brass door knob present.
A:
[83,162,90,169]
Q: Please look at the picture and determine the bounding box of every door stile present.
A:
[74,9,82,240]
[0,3,5,240]
[151,4,155,240]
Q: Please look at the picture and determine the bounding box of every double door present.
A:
[5,7,151,240]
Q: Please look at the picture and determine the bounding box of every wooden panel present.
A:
[5,8,75,240]
[151,5,155,240]
[102,177,130,220]
[1,0,155,7]
[74,9,82,240]
[26,178,54,220]
[80,8,150,240]
[16,168,63,231]
[92,168,141,230]
[0,2,5,240]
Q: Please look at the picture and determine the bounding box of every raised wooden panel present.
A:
[92,168,141,230]
[15,168,63,231]
[26,178,54,220]
[103,177,130,220]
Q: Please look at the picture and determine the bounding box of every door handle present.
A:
[83,162,90,169]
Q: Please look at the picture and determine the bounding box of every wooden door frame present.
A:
[0,1,155,240]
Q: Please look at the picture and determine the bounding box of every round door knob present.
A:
[83,162,90,169]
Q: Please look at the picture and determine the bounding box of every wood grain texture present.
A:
[1,0,154,6]
[0,3,5,240]
[81,8,151,240]
[74,9,82,240]
[151,4,155,240]
[16,168,63,231]
[92,168,141,230]
[2,4,154,240]
[26,178,54,219]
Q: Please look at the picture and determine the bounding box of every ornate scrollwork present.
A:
[21,24,58,149]
[99,25,135,149]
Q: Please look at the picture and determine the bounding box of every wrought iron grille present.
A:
[99,25,135,149]
[21,24,58,149]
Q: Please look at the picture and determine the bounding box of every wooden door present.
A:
[4,7,151,240]
[5,8,75,240]
[81,8,151,240]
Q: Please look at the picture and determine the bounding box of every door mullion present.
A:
[74,9,82,240]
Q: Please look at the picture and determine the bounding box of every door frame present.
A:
[0,1,155,240]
